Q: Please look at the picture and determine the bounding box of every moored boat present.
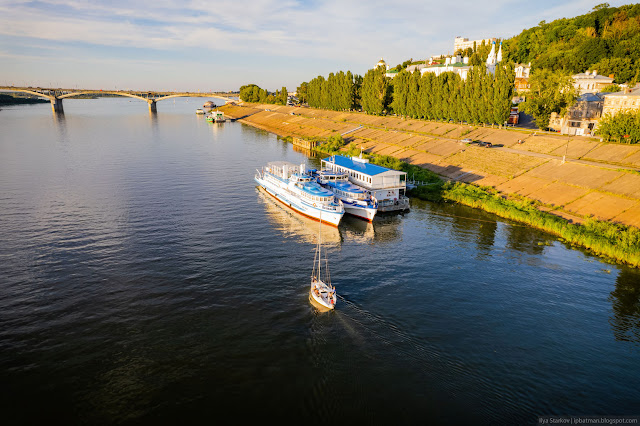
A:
[195,108,205,114]
[255,162,344,227]
[313,169,377,221]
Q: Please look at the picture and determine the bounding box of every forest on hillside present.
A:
[503,3,640,83]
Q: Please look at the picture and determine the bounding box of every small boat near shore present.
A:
[255,162,344,227]
[206,110,226,123]
[195,108,205,115]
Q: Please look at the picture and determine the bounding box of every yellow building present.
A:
[602,85,640,117]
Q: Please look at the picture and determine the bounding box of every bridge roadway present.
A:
[0,86,236,113]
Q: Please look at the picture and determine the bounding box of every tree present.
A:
[597,110,640,143]
[352,74,363,110]
[297,82,309,104]
[361,67,391,115]
[239,84,263,102]
[391,70,410,116]
[493,62,516,125]
[600,83,621,93]
[519,69,577,130]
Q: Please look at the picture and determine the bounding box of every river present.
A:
[1,98,639,424]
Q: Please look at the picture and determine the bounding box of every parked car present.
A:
[479,142,493,148]
[461,138,473,143]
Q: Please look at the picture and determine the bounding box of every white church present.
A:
[419,41,503,80]
[378,41,504,81]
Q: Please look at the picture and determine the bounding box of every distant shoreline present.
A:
[0,94,49,106]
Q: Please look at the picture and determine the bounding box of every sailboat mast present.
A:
[318,213,322,277]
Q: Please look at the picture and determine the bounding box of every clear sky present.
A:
[0,0,631,92]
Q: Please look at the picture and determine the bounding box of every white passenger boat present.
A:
[255,162,344,227]
[310,215,336,310]
[313,169,377,222]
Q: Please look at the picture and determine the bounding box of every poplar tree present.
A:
[406,71,420,118]
[492,63,515,125]
[391,70,410,116]
[362,67,391,115]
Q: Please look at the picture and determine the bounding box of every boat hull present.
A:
[343,202,376,222]
[255,177,343,227]
[310,280,336,310]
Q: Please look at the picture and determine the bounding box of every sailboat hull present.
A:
[310,279,336,310]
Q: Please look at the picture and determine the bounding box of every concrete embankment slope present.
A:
[221,103,640,228]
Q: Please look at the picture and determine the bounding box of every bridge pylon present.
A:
[51,97,64,113]
[148,100,157,113]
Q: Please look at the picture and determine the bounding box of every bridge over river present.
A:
[0,86,236,113]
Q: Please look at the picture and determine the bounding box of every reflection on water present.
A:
[292,145,318,158]
[256,187,342,244]
[255,187,403,245]
[505,224,546,255]
[609,268,640,343]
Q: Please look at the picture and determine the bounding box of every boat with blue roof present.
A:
[255,161,344,227]
[321,154,409,213]
[312,169,378,222]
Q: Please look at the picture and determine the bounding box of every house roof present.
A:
[604,85,640,97]
[425,62,469,68]
[578,93,606,102]
[573,73,614,82]
[322,155,404,176]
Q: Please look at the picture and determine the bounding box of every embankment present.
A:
[221,102,640,267]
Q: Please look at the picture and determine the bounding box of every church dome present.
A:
[376,58,387,69]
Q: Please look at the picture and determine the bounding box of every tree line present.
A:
[297,62,515,125]
[504,3,640,84]
[239,84,288,105]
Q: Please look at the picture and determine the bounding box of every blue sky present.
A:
[0,0,631,92]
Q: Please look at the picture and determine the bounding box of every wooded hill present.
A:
[503,3,640,83]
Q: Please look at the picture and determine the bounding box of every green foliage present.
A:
[306,71,360,111]
[597,110,640,143]
[519,69,577,129]
[600,83,621,93]
[296,82,308,104]
[274,86,288,105]
[504,3,640,82]
[388,63,514,125]
[239,84,263,102]
[361,67,392,115]
[322,134,346,151]
[442,182,640,267]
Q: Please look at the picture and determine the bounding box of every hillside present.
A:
[503,3,640,83]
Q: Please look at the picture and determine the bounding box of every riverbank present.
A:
[0,94,48,106]
[220,102,640,267]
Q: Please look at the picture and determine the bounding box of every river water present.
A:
[1,98,639,424]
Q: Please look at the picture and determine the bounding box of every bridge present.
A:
[0,86,237,113]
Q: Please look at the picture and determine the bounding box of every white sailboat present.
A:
[310,215,336,310]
